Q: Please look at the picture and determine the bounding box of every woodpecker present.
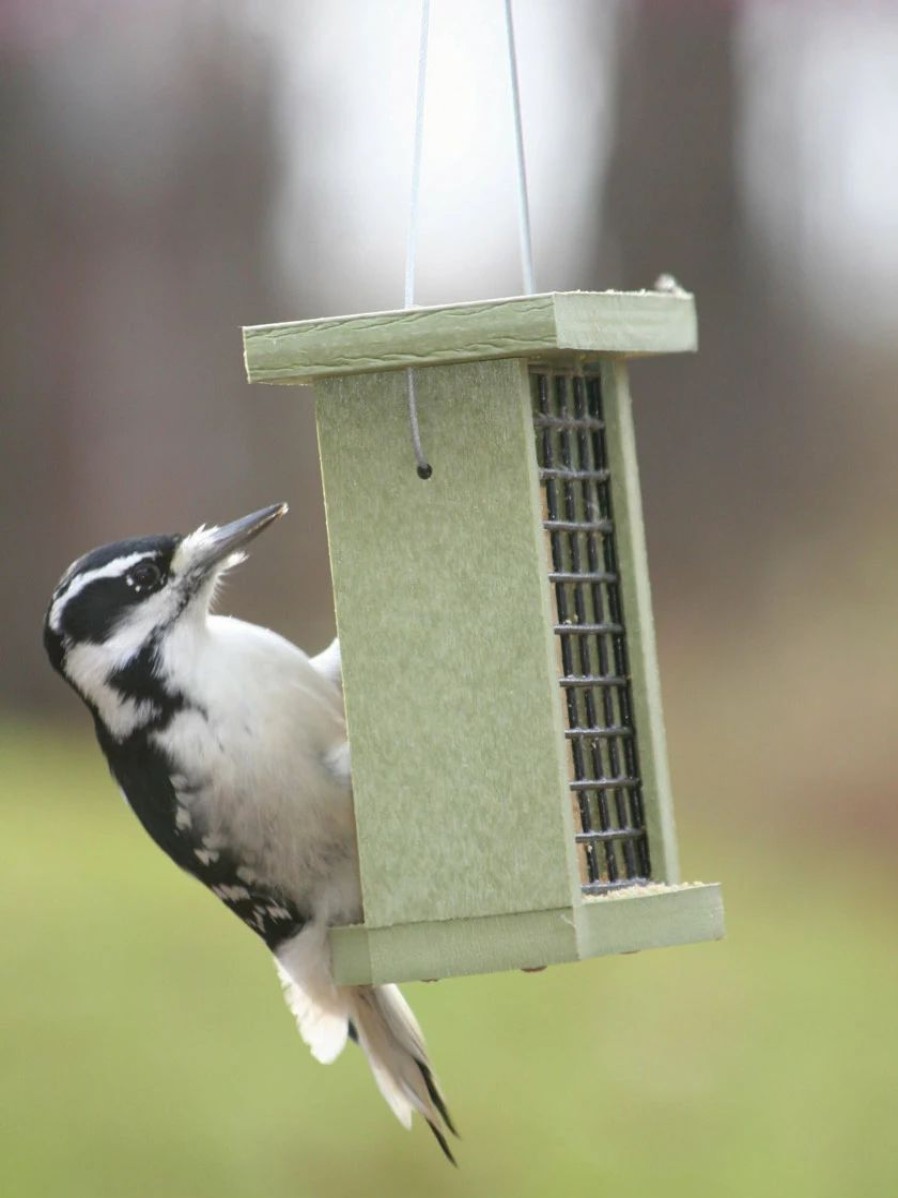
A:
[43,503,456,1162]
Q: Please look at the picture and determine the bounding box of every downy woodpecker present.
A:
[43,503,456,1161]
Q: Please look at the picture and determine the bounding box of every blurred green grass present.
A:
[2,719,897,1198]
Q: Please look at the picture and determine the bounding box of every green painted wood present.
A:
[573,882,724,959]
[601,360,680,882]
[331,907,579,986]
[328,883,723,985]
[244,290,697,385]
[315,358,579,930]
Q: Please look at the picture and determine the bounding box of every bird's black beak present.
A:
[187,502,288,578]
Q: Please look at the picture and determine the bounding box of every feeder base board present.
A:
[328,881,723,985]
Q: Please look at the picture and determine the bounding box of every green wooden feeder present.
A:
[243,289,724,986]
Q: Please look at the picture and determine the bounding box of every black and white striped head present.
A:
[44,503,287,720]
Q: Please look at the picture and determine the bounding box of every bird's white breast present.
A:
[154,614,361,923]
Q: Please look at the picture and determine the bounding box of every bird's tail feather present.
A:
[275,925,457,1163]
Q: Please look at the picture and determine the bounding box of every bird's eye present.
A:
[126,561,163,594]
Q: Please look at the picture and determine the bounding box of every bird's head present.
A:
[44,503,288,709]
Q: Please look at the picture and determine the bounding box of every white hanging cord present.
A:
[403,0,535,476]
[406,0,430,311]
[404,0,432,479]
[503,0,535,295]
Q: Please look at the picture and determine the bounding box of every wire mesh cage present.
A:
[243,291,723,985]
[533,367,651,894]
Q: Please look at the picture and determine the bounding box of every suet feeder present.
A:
[243,290,724,986]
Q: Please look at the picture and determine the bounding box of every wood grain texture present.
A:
[244,291,697,384]
[315,358,579,929]
[601,361,680,882]
[329,883,724,985]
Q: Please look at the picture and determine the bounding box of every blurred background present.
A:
[3,1,897,1194]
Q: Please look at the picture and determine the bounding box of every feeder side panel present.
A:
[599,361,679,882]
[315,357,578,928]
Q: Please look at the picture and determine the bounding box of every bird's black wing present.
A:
[95,721,306,950]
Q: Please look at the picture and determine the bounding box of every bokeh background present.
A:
[3,1,897,1195]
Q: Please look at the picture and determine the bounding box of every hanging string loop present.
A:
[405,0,433,480]
[503,0,535,295]
[403,0,534,477]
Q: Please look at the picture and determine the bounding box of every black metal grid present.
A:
[532,367,651,894]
